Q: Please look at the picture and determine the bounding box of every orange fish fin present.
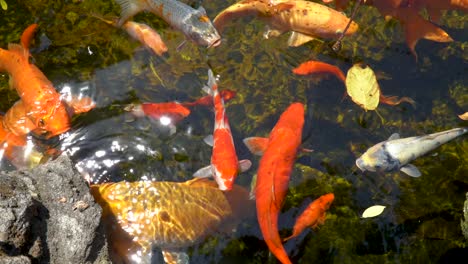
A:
[7,43,27,58]
[243,136,269,155]
[66,95,96,114]
[20,24,38,51]
[396,7,452,59]
[273,3,295,11]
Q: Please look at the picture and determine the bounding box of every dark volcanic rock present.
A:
[0,155,110,264]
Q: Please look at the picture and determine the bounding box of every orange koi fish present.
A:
[284,193,334,241]
[193,70,251,191]
[293,60,346,83]
[214,0,358,47]
[91,178,254,263]
[91,14,168,56]
[0,24,95,140]
[243,102,305,264]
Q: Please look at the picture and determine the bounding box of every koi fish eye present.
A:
[38,118,46,128]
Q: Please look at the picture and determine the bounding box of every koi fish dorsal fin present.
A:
[20,24,38,51]
[243,136,269,156]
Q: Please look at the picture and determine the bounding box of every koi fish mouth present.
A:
[208,38,222,48]
[355,158,366,171]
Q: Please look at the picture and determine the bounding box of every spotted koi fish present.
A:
[115,0,221,48]
[193,70,251,191]
[213,0,358,47]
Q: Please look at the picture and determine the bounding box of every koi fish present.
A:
[356,127,468,177]
[0,24,95,139]
[90,178,254,263]
[91,14,168,56]
[181,89,237,108]
[293,60,346,83]
[193,70,251,191]
[213,0,358,47]
[243,102,305,264]
[115,0,221,48]
[126,102,191,122]
[283,193,334,241]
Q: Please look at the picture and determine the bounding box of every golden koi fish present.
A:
[90,178,254,263]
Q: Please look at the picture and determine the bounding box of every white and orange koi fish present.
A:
[193,70,251,191]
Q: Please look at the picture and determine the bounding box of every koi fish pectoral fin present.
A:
[203,134,214,146]
[287,32,316,47]
[162,249,189,264]
[400,164,421,177]
[194,160,251,179]
[263,25,285,39]
[388,133,400,140]
[193,164,213,178]
[243,136,269,156]
[238,159,252,172]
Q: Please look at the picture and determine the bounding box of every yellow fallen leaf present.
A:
[459,112,468,120]
[361,205,386,218]
[346,64,380,111]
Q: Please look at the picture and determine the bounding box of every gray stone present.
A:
[0,154,110,263]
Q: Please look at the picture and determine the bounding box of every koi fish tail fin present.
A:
[115,0,147,27]
[20,24,38,52]
[203,69,219,96]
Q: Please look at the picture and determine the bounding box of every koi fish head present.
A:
[319,193,335,210]
[355,143,399,173]
[183,7,221,48]
[34,104,71,138]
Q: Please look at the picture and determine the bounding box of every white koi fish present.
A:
[356,127,467,177]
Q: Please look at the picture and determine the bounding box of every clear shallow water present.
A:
[0,0,467,263]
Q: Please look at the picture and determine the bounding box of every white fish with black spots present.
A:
[356,127,467,177]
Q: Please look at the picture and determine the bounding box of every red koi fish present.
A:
[284,193,334,241]
[243,102,305,264]
[0,24,95,140]
[193,70,251,191]
[126,102,191,122]
[181,89,237,108]
[293,60,346,83]
[91,14,168,56]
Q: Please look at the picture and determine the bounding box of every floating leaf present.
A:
[459,112,468,120]
[0,0,7,10]
[361,205,386,218]
[346,64,380,111]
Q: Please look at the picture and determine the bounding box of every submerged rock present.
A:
[0,155,109,263]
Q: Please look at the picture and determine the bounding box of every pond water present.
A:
[0,0,467,263]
